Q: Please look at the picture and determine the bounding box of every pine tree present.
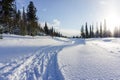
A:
[21,7,27,35]
[85,22,89,38]
[0,25,3,39]
[50,27,54,37]
[2,0,16,33]
[100,22,103,38]
[103,19,107,37]
[81,25,85,38]
[27,1,37,36]
[89,25,92,38]
[16,10,21,23]
[0,0,3,24]
[119,27,120,37]
[95,23,99,38]
[114,27,119,37]
[13,9,21,34]
[44,22,49,35]
[0,0,2,39]
[91,25,94,38]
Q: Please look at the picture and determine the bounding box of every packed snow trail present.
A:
[0,45,66,80]
[58,39,120,80]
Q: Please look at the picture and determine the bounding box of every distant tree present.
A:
[0,0,3,24]
[0,25,3,39]
[100,22,103,38]
[106,30,112,37]
[103,19,107,37]
[89,25,92,38]
[119,27,120,37]
[91,25,94,38]
[114,27,119,37]
[44,22,49,35]
[85,22,89,38]
[81,25,85,38]
[95,23,99,38]
[50,27,54,37]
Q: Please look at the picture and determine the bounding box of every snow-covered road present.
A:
[0,35,120,80]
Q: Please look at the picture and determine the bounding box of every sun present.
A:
[105,12,120,32]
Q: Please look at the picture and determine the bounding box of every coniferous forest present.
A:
[0,0,62,39]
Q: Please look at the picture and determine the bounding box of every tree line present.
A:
[0,0,62,39]
[80,20,120,38]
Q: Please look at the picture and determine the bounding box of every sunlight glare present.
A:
[106,10,120,32]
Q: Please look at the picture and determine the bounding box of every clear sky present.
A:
[16,0,120,36]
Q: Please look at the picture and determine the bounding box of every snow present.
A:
[58,38,120,80]
[0,34,67,62]
[0,34,120,80]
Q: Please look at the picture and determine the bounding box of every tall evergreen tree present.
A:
[100,22,103,38]
[0,25,3,39]
[114,27,119,37]
[85,22,89,38]
[95,23,99,38]
[89,25,92,38]
[44,22,49,35]
[50,27,54,37]
[16,10,21,26]
[119,26,120,37]
[0,0,3,39]
[103,19,107,37]
[0,0,3,24]
[27,1,37,36]
[21,7,27,35]
[81,25,85,38]
[91,25,94,38]
[2,0,16,33]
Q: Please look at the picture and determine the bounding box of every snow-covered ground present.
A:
[0,34,120,80]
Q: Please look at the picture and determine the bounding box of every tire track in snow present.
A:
[0,46,65,80]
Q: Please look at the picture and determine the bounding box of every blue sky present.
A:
[16,0,120,36]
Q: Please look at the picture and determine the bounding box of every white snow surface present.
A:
[0,34,120,80]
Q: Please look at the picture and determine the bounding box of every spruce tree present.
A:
[114,27,119,37]
[90,25,92,38]
[100,22,103,38]
[50,27,54,37]
[95,23,99,38]
[0,25,3,39]
[27,1,37,36]
[103,19,107,37]
[85,22,89,38]
[0,0,3,24]
[91,25,94,38]
[44,22,49,35]
[2,0,16,33]
[21,7,27,35]
[81,25,85,38]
